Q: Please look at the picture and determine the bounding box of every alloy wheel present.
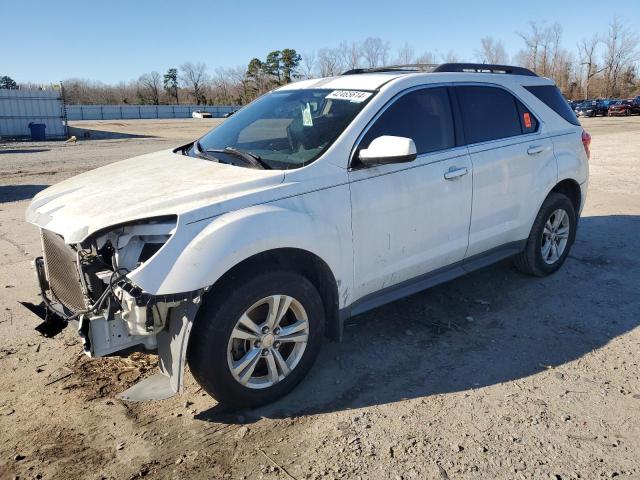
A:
[227,295,309,389]
[541,208,570,265]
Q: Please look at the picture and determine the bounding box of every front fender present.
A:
[129,201,352,306]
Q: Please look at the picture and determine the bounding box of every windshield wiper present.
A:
[206,147,272,170]
[193,140,225,163]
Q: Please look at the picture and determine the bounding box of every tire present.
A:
[187,270,325,408]
[514,193,577,277]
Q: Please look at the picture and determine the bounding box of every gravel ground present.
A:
[0,117,639,480]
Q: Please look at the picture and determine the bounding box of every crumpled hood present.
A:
[25,149,285,243]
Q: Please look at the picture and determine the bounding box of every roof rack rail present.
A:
[433,63,537,76]
[341,64,438,75]
[340,62,538,77]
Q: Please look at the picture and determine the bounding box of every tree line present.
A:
[2,17,638,105]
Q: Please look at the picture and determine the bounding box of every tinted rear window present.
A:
[456,86,523,144]
[524,85,580,126]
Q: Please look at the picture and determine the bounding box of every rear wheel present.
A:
[187,270,324,408]
[514,193,577,277]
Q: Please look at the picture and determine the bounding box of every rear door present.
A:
[454,84,556,258]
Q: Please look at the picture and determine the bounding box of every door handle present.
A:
[527,145,545,155]
[444,166,468,180]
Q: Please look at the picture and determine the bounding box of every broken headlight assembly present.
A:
[35,216,182,357]
[88,216,178,336]
[94,216,177,273]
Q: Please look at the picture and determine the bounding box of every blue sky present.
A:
[3,0,639,84]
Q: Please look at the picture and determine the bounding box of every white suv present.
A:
[27,63,590,407]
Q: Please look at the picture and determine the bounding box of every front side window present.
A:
[359,87,455,156]
[196,88,374,169]
[456,86,526,144]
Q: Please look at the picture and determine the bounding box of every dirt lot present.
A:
[1,117,639,480]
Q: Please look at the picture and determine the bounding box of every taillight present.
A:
[582,129,591,160]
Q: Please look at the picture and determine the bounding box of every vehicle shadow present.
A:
[0,149,50,154]
[67,126,156,140]
[0,184,49,203]
[195,214,640,423]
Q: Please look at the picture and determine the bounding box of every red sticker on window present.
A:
[523,112,532,129]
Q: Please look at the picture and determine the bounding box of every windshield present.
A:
[196,88,374,169]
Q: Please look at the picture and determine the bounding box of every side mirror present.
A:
[358,136,417,166]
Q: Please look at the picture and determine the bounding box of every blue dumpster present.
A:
[28,122,46,141]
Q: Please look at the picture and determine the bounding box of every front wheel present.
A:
[187,271,324,408]
[514,193,577,277]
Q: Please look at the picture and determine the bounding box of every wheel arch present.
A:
[551,178,582,214]
[195,247,341,341]
[521,177,583,247]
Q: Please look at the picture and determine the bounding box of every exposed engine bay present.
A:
[34,217,203,399]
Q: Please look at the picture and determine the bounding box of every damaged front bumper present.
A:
[33,254,203,401]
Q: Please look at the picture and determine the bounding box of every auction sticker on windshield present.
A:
[326,90,372,103]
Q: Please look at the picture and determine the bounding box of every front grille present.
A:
[41,229,87,312]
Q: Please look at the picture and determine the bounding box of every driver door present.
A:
[348,86,472,305]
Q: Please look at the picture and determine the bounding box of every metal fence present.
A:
[66,104,239,121]
[0,89,68,139]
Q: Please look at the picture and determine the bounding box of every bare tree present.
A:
[578,35,603,99]
[602,16,639,97]
[226,66,250,104]
[138,71,161,104]
[516,21,545,72]
[516,20,580,93]
[59,24,640,108]
[361,37,390,67]
[114,81,138,104]
[415,51,436,65]
[338,41,362,70]
[180,61,208,104]
[476,37,509,64]
[537,23,554,76]
[211,67,233,104]
[548,23,564,78]
[395,42,415,65]
[442,51,462,63]
[300,51,317,79]
[317,48,343,76]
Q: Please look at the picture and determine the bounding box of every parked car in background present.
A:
[568,100,581,110]
[575,100,609,117]
[192,110,213,118]
[575,101,596,117]
[608,99,640,116]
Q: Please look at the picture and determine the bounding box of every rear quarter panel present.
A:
[552,128,589,198]
[513,81,589,213]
